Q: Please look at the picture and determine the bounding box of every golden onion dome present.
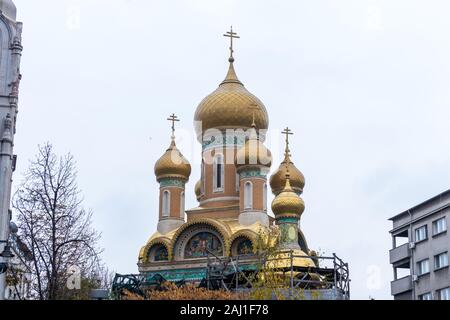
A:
[195,179,202,200]
[235,130,272,170]
[270,155,305,195]
[194,62,269,140]
[154,140,191,182]
[271,173,305,217]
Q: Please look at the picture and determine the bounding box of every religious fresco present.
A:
[153,245,169,261]
[236,239,253,256]
[184,232,223,258]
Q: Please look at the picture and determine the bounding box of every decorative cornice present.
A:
[199,196,239,206]
[202,134,246,151]
[186,204,240,215]
[276,215,300,223]
[159,178,185,188]
[239,169,267,179]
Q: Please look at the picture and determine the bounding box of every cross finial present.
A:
[223,26,240,63]
[167,113,180,140]
[282,127,294,157]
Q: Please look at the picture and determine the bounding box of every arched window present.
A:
[180,192,185,219]
[148,245,169,262]
[244,182,253,210]
[263,183,268,211]
[231,236,254,257]
[213,154,224,192]
[237,239,254,256]
[162,190,170,217]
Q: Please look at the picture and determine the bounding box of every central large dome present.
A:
[194,62,269,140]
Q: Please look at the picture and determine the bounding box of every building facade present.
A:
[389,190,450,300]
[4,222,31,300]
[0,0,23,300]
[130,30,350,299]
[138,30,316,281]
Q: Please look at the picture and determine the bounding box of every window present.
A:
[438,288,450,300]
[433,217,447,236]
[201,160,205,194]
[434,252,449,270]
[162,190,170,217]
[237,239,253,256]
[149,245,169,262]
[415,226,428,243]
[236,173,240,192]
[180,192,185,219]
[213,154,224,192]
[263,183,267,211]
[217,163,222,188]
[419,293,433,301]
[244,182,253,210]
[417,259,430,276]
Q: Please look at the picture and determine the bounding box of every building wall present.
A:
[200,146,240,210]
[159,185,184,220]
[390,191,450,300]
[411,208,449,299]
[0,8,22,300]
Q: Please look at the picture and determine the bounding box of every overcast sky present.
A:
[11,0,450,300]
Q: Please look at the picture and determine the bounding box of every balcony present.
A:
[391,276,412,296]
[390,243,411,265]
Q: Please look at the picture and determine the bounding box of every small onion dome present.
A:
[154,140,191,182]
[235,132,272,171]
[270,155,305,195]
[271,174,305,218]
[195,180,202,201]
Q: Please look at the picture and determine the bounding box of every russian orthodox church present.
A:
[138,29,318,282]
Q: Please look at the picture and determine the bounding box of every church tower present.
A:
[154,114,191,234]
[138,27,318,281]
[235,117,272,226]
[189,27,270,222]
[272,170,305,250]
[0,0,22,300]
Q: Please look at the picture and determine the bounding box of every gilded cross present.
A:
[223,26,240,61]
[167,113,180,137]
[282,127,294,154]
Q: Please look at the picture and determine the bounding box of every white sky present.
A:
[11,0,450,300]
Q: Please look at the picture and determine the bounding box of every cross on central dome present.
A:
[194,28,269,140]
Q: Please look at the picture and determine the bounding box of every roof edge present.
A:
[388,189,450,221]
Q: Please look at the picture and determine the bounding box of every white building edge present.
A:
[0,0,23,300]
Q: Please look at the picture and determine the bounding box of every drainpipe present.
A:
[408,210,415,300]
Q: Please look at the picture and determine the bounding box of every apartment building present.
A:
[389,190,450,300]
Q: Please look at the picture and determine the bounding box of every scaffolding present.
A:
[204,250,350,300]
[112,251,350,300]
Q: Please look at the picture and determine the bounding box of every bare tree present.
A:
[12,143,104,300]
